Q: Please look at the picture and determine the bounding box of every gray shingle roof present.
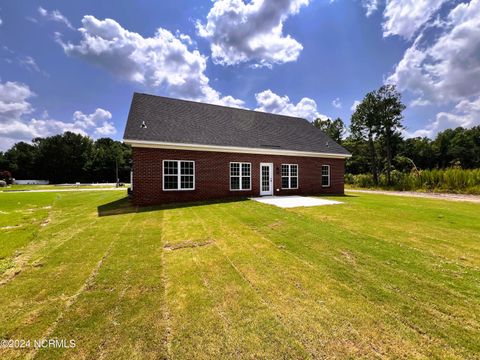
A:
[123,93,350,156]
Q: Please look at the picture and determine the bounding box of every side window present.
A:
[281,164,298,189]
[322,165,330,187]
[163,160,195,190]
[230,162,251,190]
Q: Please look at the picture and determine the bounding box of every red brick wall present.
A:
[132,147,345,205]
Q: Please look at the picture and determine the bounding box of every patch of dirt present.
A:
[0,225,22,230]
[268,220,284,229]
[31,260,44,268]
[164,239,214,251]
[340,250,357,265]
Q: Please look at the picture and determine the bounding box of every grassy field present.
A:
[0,190,479,359]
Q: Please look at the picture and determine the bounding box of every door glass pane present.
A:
[261,166,269,192]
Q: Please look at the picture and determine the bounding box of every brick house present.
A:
[123,93,351,206]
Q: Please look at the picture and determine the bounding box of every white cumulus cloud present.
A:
[196,0,309,67]
[388,0,480,105]
[57,15,244,108]
[255,89,328,121]
[382,0,447,39]
[406,96,480,138]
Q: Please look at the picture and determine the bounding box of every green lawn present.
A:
[0,190,479,359]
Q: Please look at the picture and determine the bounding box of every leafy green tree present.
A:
[91,138,132,182]
[350,92,381,184]
[35,132,94,183]
[0,152,8,171]
[400,137,436,170]
[375,85,405,184]
[312,117,346,144]
[447,127,479,168]
[343,136,371,174]
[350,85,405,184]
[4,142,39,179]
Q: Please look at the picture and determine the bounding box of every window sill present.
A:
[163,188,195,191]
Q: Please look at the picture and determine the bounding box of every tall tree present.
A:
[91,138,132,182]
[350,92,381,184]
[401,137,436,170]
[312,117,346,144]
[35,132,94,183]
[4,142,39,179]
[375,84,405,184]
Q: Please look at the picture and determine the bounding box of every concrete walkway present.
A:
[347,189,480,204]
[251,195,343,208]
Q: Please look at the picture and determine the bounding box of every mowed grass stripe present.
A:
[226,198,479,357]
[34,210,167,359]
[162,206,309,359]
[195,202,428,358]
[329,193,480,262]
[0,192,132,359]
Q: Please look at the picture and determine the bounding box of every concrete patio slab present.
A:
[250,195,343,208]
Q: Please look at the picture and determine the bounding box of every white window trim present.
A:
[281,164,299,190]
[162,160,195,191]
[229,162,252,191]
[322,164,331,187]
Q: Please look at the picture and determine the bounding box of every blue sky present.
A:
[1,0,479,150]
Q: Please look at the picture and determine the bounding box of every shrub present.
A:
[345,168,480,194]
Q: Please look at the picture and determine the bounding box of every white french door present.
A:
[259,163,273,196]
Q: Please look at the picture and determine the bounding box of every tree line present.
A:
[314,85,480,187]
[0,132,132,183]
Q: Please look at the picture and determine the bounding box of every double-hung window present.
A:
[230,162,251,190]
[163,160,195,190]
[322,165,330,187]
[281,164,298,189]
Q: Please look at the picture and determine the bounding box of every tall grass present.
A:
[345,168,480,194]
